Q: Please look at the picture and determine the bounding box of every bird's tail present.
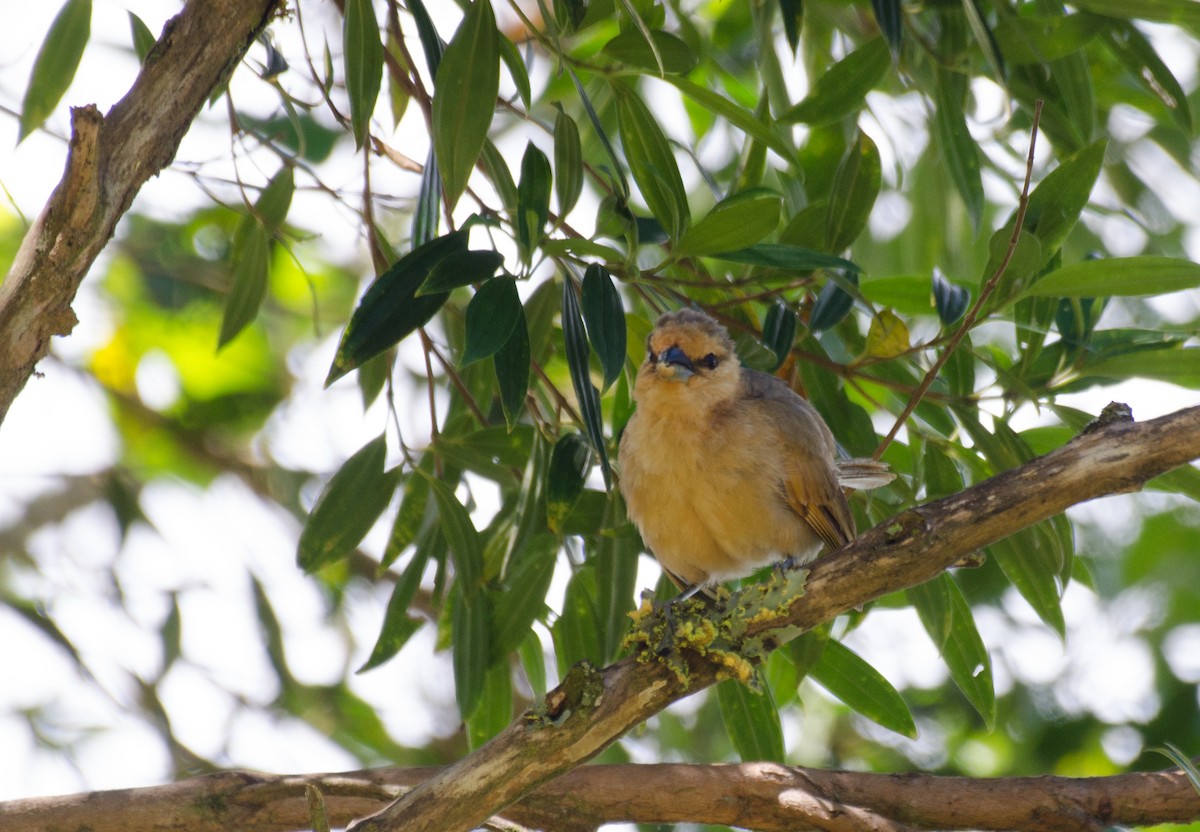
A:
[835,458,895,490]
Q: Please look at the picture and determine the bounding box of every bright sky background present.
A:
[1,0,1199,814]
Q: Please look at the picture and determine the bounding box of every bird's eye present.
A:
[701,353,718,370]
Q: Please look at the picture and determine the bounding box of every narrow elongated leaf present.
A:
[357,546,430,672]
[219,219,271,348]
[613,82,690,240]
[601,29,698,73]
[297,436,399,572]
[481,140,519,217]
[909,574,953,650]
[580,265,626,391]
[517,143,552,260]
[992,526,1066,636]
[826,131,881,253]
[809,272,859,331]
[327,231,465,385]
[714,243,860,273]
[19,0,91,141]
[254,166,295,229]
[762,301,797,370]
[780,0,803,54]
[1082,347,1200,388]
[1068,0,1200,29]
[934,68,984,236]
[810,639,917,738]
[462,278,522,366]
[1017,139,1107,263]
[494,306,531,429]
[129,12,155,62]
[489,534,556,660]
[675,190,782,257]
[452,584,491,718]
[547,433,591,534]
[517,629,547,698]
[871,0,903,58]
[383,464,432,568]
[466,659,511,748]
[552,567,603,676]
[422,471,485,596]
[779,38,890,125]
[717,675,786,762]
[1104,21,1192,133]
[344,0,384,148]
[553,109,584,220]
[962,0,1007,85]
[933,270,971,324]
[915,572,995,727]
[666,76,799,164]
[408,0,444,76]
[417,249,504,295]
[569,67,628,198]
[562,277,612,488]
[412,148,440,246]
[497,33,531,110]
[1022,256,1200,299]
[433,0,500,209]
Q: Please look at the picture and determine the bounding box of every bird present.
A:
[617,308,893,593]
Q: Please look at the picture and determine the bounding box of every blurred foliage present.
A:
[4,0,1200,822]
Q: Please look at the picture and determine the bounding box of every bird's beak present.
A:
[659,345,696,382]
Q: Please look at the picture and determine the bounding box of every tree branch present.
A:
[4,760,1199,832]
[0,0,283,426]
[349,404,1200,832]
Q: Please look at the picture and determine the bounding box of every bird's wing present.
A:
[743,370,856,549]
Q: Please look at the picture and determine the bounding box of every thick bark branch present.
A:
[0,0,282,426]
[3,760,1198,832]
[349,404,1200,832]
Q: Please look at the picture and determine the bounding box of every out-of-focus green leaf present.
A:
[826,131,881,253]
[912,572,995,728]
[1013,140,1107,264]
[962,0,1007,85]
[129,12,155,63]
[601,29,698,73]
[417,249,504,296]
[452,584,491,718]
[675,189,782,257]
[783,625,830,683]
[992,13,1104,64]
[413,148,440,246]
[517,629,547,698]
[408,0,444,77]
[562,276,612,488]
[933,270,971,325]
[254,166,295,230]
[552,566,603,676]
[219,219,270,349]
[384,464,432,568]
[490,534,555,660]
[810,639,917,738]
[799,337,878,456]
[991,526,1066,637]
[462,278,522,366]
[779,0,803,54]
[19,0,91,142]
[1104,21,1192,133]
[569,67,628,198]
[1081,347,1200,388]
[809,272,859,331]
[613,81,690,241]
[344,0,384,149]
[1068,0,1200,28]
[517,143,552,261]
[297,435,399,572]
[357,546,429,672]
[666,76,799,165]
[327,231,464,385]
[432,0,500,209]
[593,494,638,662]
[554,109,584,220]
[494,305,530,429]
[934,67,984,236]
[1022,256,1200,299]
[497,33,531,110]
[908,574,953,650]
[581,264,626,391]
[712,243,859,273]
[717,675,785,762]
[422,471,485,596]
[466,659,511,748]
[762,301,797,370]
[779,38,890,125]
[547,435,591,536]
[871,0,903,58]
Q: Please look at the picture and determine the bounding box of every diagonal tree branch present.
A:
[4,758,1199,832]
[0,0,283,427]
[345,404,1200,832]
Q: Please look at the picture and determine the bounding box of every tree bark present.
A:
[0,0,282,426]
[3,760,1199,832]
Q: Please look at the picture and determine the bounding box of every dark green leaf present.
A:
[1023,256,1200,299]
[809,272,859,331]
[810,639,917,738]
[497,33,531,110]
[452,585,491,718]
[675,189,782,257]
[962,0,1007,85]
[581,264,626,391]
[562,276,612,488]
[552,567,603,676]
[798,337,878,456]
[934,68,984,236]
[870,0,903,58]
[779,0,803,54]
[779,38,890,125]
[762,301,797,370]
[490,534,556,660]
[991,526,1066,637]
[933,270,971,325]
[601,29,698,73]
[218,218,271,349]
[569,67,628,198]
[422,471,485,596]
[433,0,500,209]
[413,148,440,246]
[613,81,690,240]
[494,306,531,429]
[1068,0,1200,28]
[1020,139,1107,263]
[462,278,522,366]
[517,143,552,260]
[357,547,430,672]
[407,0,444,78]
[917,573,995,727]
[418,249,504,296]
[1104,21,1192,133]
[666,76,799,165]
[344,0,384,149]
[327,231,465,385]
[713,243,860,273]
[908,574,953,650]
[717,675,786,762]
[826,131,882,253]
[128,12,155,63]
[783,625,829,683]
[297,436,400,572]
[466,660,512,748]
[547,433,591,534]
[481,140,518,217]
[553,109,584,220]
[383,465,432,568]
[19,0,91,141]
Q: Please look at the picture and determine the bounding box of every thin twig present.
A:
[874,100,1044,460]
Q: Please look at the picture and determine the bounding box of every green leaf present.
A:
[128,12,155,63]
[517,629,547,698]
[357,546,430,672]
[552,567,603,676]
[1081,347,1200,388]
[327,231,465,385]
[612,81,690,240]
[933,270,971,325]
[1104,21,1192,133]
[432,0,500,209]
[494,306,531,429]
[344,0,384,149]
[497,33,531,110]
[466,659,512,748]
[779,0,803,54]
[383,465,432,568]
[826,131,881,253]
[462,278,522,366]
[1019,139,1108,263]
[871,0,903,58]
[452,584,492,718]
[666,76,799,165]
[991,526,1066,637]
[19,0,91,142]
[675,189,782,257]
[783,626,830,683]
[912,573,995,727]
[717,675,786,762]
[581,264,626,391]
[254,166,296,230]
[594,511,639,663]
[779,38,890,125]
[601,29,698,73]
[762,301,797,370]
[547,434,591,535]
[218,219,271,349]
[1022,256,1200,299]
[963,0,1007,85]
[1068,0,1200,29]
[562,276,612,488]
[421,471,485,596]
[297,435,399,572]
[908,574,953,650]
[489,534,556,660]
[810,639,917,738]
[569,67,628,198]
[1151,743,1200,797]
[517,143,552,260]
[712,243,860,273]
[417,249,504,296]
[809,272,859,331]
[554,109,584,220]
[934,68,984,236]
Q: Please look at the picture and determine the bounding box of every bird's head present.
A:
[636,309,741,405]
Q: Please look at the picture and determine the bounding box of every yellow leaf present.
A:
[865,309,910,359]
